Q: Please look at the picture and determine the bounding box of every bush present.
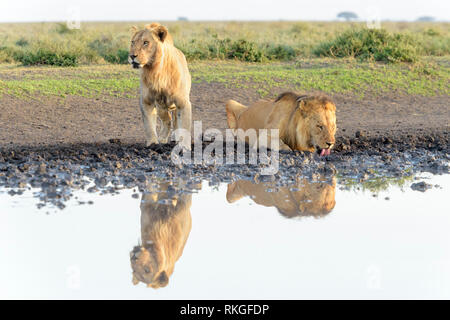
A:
[14,48,78,66]
[424,28,440,36]
[89,36,129,64]
[290,22,309,34]
[313,28,418,63]
[103,49,129,64]
[207,38,231,59]
[0,47,15,63]
[181,38,266,62]
[15,38,29,47]
[227,39,264,62]
[55,23,77,35]
[266,44,296,60]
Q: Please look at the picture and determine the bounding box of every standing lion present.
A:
[129,23,192,149]
[130,183,195,288]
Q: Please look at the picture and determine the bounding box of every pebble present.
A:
[410,181,433,192]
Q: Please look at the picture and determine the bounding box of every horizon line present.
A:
[0,19,448,24]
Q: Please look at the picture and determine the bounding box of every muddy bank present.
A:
[0,132,448,209]
[0,82,449,148]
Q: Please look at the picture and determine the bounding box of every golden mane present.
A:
[226,91,337,154]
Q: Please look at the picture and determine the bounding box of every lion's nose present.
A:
[129,54,137,59]
[326,142,333,148]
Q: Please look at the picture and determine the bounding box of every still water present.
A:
[0,174,449,299]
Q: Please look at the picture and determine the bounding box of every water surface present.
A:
[0,174,449,299]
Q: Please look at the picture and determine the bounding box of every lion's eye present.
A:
[317,125,324,130]
[143,41,149,46]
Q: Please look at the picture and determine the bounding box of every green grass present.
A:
[338,173,414,193]
[190,58,449,97]
[0,21,448,65]
[0,58,448,99]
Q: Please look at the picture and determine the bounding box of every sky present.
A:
[0,0,448,22]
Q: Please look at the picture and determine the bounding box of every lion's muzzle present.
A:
[129,54,140,69]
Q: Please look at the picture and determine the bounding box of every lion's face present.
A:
[299,100,336,156]
[296,177,336,217]
[129,24,168,69]
[130,245,169,288]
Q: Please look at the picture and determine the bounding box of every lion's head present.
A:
[130,244,169,289]
[290,177,336,218]
[129,23,172,69]
[279,93,337,156]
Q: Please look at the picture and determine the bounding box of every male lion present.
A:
[130,183,196,288]
[226,92,336,156]
[129,23,192,149]
[226,177,336,218]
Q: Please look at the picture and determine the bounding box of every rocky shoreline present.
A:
[0,133,448,209]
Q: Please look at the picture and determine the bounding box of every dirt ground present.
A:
[1,81,448,208]
[0,81,449,149]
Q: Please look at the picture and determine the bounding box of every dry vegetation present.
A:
[0,21,448,66]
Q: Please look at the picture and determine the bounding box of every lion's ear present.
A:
[154,25,168,42]
[156,271,169,287]
[132,273,139,285]
[145,22,160,30]
[297,100,308,117]
[226,182,244,203]
[130,26,138,34]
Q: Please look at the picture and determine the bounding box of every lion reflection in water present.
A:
[226,177,336,218]
[130,183,198,288]
[130,177,335,288]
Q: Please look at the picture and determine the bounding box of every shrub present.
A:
[207,38,232,59]
[227,39,264,62]
[55,23,77,35]
[266,44,296,60]
[103,49,129,64]
[181,38,266,62]
[313,28,418,63]
[89,36,129,64]
[14,48,78,66]
[15,38,29,47]
[424,28,440,36]
[181,46,210,60]
[291,22,309,34]
[0,47,15,63]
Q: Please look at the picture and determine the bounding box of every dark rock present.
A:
[410,181,433,192]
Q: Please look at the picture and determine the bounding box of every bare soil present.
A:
[1,82,449,149]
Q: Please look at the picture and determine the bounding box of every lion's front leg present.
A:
[175,100,192,150]
[253,130,291,152]
[157,106,172,144]
[140,102,158,146]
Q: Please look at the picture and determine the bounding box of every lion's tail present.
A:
[225,99,248,129]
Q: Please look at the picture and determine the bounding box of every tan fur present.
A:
[129,23,192,148]
[130,183,197,288]
[226,92,337,153]
[226,177,336,218]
